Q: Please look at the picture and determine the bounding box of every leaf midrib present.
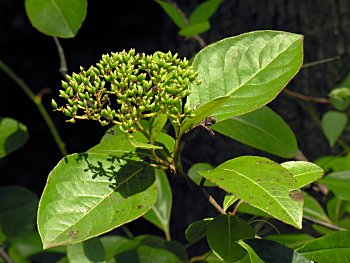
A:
[50,0,73,35]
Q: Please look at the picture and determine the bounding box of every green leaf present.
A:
[297,231,350,262]
[223,194,238,212]
[185,218,212,242]
[179,21,210,37]
[129,139,163,150]
[37,151,157,248]
[0,117,29,158]
[319,171,350,201]
[155,0,186,29]
[327,197,349,223]
[199,156,304,228]
[188,0,222,24]
[100,235,134,263]
[321,111,348,147]
[212,107,298,158]
[237,203,271,218]
[188,163,215,187]
[67,238,105,263]
[303,192,331,223]
[281,161,324,188]
[315,154,350,173]
[187,31,303,121]
[329,87,350,111]
[150,114,167,141]
[0,186,38,237]
[180,96,229,136]
[143,170,172,239]
[207,215,255,262]
[266,234,314,250]
[155,133,175,157]
[25,0,87,38]
[239,239,312,262]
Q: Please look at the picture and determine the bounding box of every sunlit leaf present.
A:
[188,163,215,187]
[223,194,238,212]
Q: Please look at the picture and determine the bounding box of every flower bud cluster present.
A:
[52,49,200,133]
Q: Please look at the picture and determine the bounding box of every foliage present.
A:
[1,1,350,262]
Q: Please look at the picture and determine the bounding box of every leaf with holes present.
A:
[25,0,87,38]
[37,150,157,248]
[187,31,303,121]
[199,156,304,228]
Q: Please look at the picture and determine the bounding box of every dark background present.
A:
[1,0,350,254]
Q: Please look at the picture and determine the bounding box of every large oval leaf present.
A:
[207,215,255,262]
[199,156,303,228]
[25,0,87,38]
[212,107,298,158]
[297,231,350,262]
[0,117,29,159]
[143,170,172,240]
[37,152,157,248]
[319,171,350,201]
[187,30,303,121]
[67,238,105,263]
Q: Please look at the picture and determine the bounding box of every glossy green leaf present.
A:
[100,235,134,263]
[37,151,157,248]
[143,170,172,239]
[281,161,324,188]
[303,192,331,223]
[180,96,229,136]
[266,234,314,250]
[179,21,210,37]
[187,31,303,121]
[155,0,186,29]
[239,239,312,262]
[188,0,222,24]
[321,111,348,147]
[0,186,38,237]
[319,171,350,201]
[212,107,298,158]
[115,235,187,263]
[0,117,29,158]
[199,156,304,228]
[237,203,271,218]
[25,0,87,38]
[297,231,350,262]
[185,218,212,242]
[188,163,215,187]
[207,215,255,262]
[155,133,175,157]
[223,194,238,212]
[67,238,105,263]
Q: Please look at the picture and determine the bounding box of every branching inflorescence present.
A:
[52,49,200,134]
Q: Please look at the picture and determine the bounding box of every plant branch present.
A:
[0,59,67,156]
[0,247,14,263]
[283,88,330,104]
[302,56,340,69]
[303,215,346,231]
[53,37,68,78]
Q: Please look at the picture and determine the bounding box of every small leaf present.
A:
[150,114,168,141]
[67,238,105,263]
[155,0,186,29]
[207,215,255,262]
[0,186,38,237]
[281,161,324,188]
[199,156,303,228]
[327,197,349,223]
[212,107,298,158]
[188,0,222,25]
[239,239,312,262]
[319,171,350,201]
[266,234,314,249]
[0,117,29,158]
[223,194,238,212]
[25,0,87,38]
[185,218,212,242]
[303,192,331,223]
[188,163,215,187]
[187,31,303,121]
[315,154,350,173]
[143,170,172,239]
[329,87,350,111]
[129,139,163,150]
[37,151,157,248]
[321,111,348,147]
[179,21,210,37]
[297,231,350,262]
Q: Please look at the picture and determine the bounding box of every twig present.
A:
[0,59,67,156]
[53,37,68,78]
[283,88,330,104]
[121,225,134,239]
[0,247,14,263]
[303,215,346,231]
[302,56,341,69]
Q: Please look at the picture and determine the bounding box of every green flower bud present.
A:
[51,99,58,110]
